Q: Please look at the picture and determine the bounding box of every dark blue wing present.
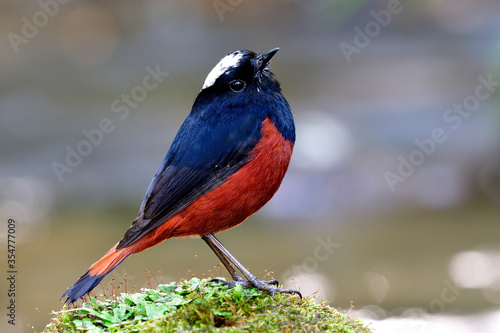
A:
[116,109,263,249]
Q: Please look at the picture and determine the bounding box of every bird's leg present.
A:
[202,233,301,298]
[203,233,277,287]
[201,234,243,282]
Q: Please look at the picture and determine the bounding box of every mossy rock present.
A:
[45,278,373,332]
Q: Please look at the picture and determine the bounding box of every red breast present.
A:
[134,118,293,253]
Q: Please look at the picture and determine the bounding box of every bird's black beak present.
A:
[258,48,279,71]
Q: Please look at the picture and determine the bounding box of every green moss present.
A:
[44,278,372,333]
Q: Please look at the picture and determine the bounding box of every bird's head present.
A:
[195,48,283,107]
[190,48,294,143]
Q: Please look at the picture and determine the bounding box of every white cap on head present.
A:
[201,51,245,91]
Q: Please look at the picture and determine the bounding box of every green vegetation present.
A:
[44,278,373,332]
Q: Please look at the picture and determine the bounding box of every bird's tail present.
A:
[61,242,136,304]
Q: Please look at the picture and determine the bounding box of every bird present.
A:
[61,48,299,304]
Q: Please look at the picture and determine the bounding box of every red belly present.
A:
[134,118,293,253]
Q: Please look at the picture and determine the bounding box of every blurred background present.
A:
[1,0,500,332]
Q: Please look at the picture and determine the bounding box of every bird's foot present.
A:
[209,277,240,287]
[209,276,301,298]
[209,273,246,287]
[247,277,302,298]
[209,277,278,288]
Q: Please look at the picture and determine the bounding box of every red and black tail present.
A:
[61,243,136,304]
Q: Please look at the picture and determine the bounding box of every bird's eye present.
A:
[229,80,246,92]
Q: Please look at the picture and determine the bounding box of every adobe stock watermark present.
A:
[212,0,244,21]
[51,65,169,182]
[400,278,462,333]
[423,279,461,314]
[7,0,72,54]
[385,74,499,192]
[282,235,340,284]
[340,0,412,64]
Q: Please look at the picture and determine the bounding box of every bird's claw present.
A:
[209,277,244,287]
[252,280,302,298]
[209,277,301,298]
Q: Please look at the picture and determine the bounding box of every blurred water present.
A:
[1,1,500,332]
